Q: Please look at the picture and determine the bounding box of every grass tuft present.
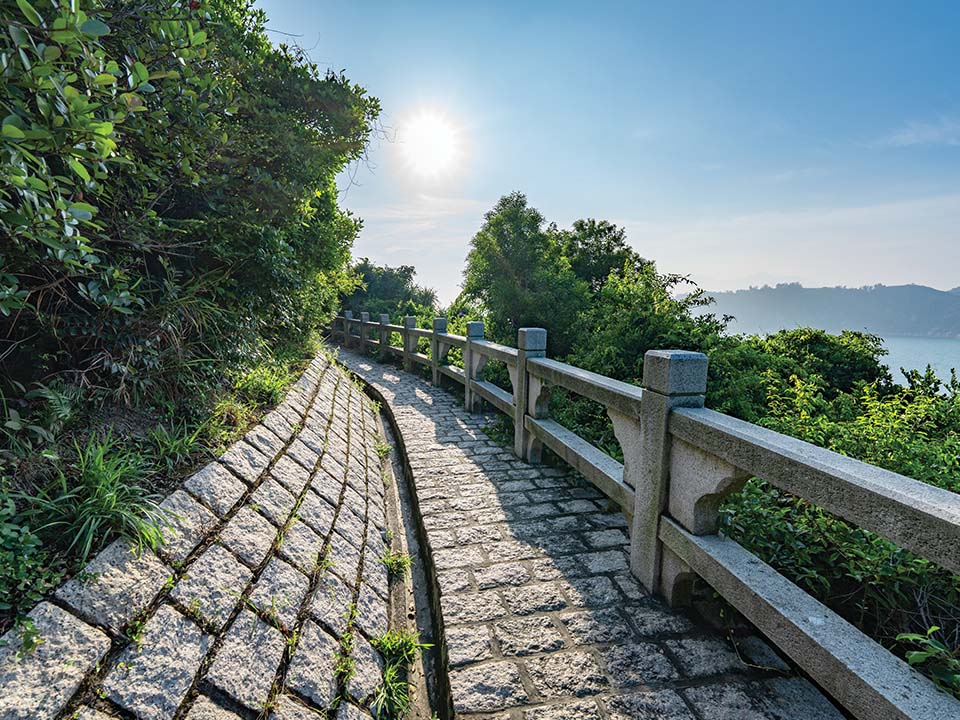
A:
[371,629,432,718]
[379,550,414,578]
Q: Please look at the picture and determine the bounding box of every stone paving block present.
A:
[441,590,508,624]
[185,462,247,517]
[241,427,285,470]
[74,708,116,720]
[559,607,634,645]
[583,528,629,548]
[287,439,320,472]
[261,410,295,445]
[206,609,286,712]
[297,489,337,537]
[218,507,277,568]
[248,556,309,630]
[327,530,362,584]
[446,625,494,667]
[269,693,327,719]
[623,599,695,637]
[602,642,679,686]
[104,604,212,720]
[334,505,366,550]
[501,582,567,615]
[171,543,251,631]
[354,581,388,640]
[736,636,791,673]
[272,455,312,496]
[682,677,844,720]
[312,569,353,637]
[55,539,172,634]
[185,695,246,719]
[433,545,486,570]
[336,701,375,719]
[0,602,111,720]
[449,661,529,713]
[158,489,218,563]
[494,615,565,656]
[437,570,473,594]
[279,520,325,575]
[250,477,298,527]
[604,689,697,720]
[524,650,608,698]
[285,620,339,710]
[580,549,629,574]
[560,575,620,608]
[220,438,271,485]
[313,466,344,507]
[665,637,746,678]
[346,632,384,704]
[523,700,603,719]
[474,561,531,589]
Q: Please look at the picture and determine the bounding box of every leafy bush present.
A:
[0,498,62,622]
[17,433,166,563]
[898,627,960,697]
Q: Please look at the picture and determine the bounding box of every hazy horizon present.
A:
[257,1,960,305]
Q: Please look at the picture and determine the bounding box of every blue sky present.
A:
[257,0,960,303]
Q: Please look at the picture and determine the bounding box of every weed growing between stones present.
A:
[379,550,414,578]
[374,437,392,459]
[371,629,432,719]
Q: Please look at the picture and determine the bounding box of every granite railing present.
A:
[331,312,960,720]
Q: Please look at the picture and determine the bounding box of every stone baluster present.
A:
[402,316,416,372]
[431,317,448,386]
[514,327,547,460]
[464,321,485,412]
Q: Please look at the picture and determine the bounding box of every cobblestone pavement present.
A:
[1,355,392,720]
[336,349,844,720]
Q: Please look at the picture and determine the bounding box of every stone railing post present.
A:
[430,317,447,386]
[630,349,708,594]
[402,316,416,372]
[514,327,547,460]
[343,310,354,349]
[360,312,370,352]
[463,321,485,412]
[379,313,390,360]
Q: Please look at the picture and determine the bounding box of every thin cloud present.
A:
[876,116,960,147]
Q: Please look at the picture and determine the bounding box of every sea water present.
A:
[882,336,960,384]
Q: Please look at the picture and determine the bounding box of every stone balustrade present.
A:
[332,312,960,720]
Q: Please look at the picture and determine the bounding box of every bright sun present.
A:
[399,110,461,178]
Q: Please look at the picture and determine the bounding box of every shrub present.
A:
[0,498,62,630]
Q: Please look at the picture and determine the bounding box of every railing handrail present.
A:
[527,356,643,416]
[671,405,960,574]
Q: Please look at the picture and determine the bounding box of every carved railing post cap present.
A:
[518,327,547,351]
[466,321,484,338]
[360,311,370,322]
[403,315,416,328]
[642,349,708,396]
[379,313,390,324]
[432,317,448,332]
[344,310,354,319]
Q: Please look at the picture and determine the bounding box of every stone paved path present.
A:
[1,349,846,720]
[1,355,392,720]
[336,349,844,720]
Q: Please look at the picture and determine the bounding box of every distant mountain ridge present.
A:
[704,284,960,338]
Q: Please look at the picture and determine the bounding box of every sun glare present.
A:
[399,110,461,178]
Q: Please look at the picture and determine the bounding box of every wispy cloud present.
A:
[876,116,960,147]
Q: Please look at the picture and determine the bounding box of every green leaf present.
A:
[42,45,61,62]
[2,124,25,140]
[133,61,149,84]
[68,158,90,182]
[15,0,42,27]
[80,19,110,37]
[93,73,116,85]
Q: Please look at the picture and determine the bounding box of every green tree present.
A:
[344,259,437,319]
[552,218,642,291]
[461,192,587,354]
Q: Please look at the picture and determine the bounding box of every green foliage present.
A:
[898,627,960,698]
[1,0,379,448]
[343,258,437,320]
[371,629,432,719]
[15,433,167,564]
[0,498,62,619]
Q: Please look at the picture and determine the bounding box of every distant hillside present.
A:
[704,284,960,338]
